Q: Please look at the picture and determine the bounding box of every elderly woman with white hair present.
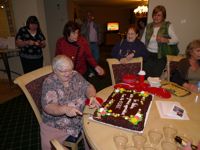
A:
[40,55,100,150]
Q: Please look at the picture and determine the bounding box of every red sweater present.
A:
[55,36,97,75]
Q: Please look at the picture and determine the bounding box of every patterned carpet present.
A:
[0,95,41,150]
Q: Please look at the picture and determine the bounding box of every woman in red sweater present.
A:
[55,21,104,77]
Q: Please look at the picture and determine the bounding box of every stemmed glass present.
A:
[161,141,177,150]
[195,81,200,103]
[148,129,163,148]
[113,133,128,150]
[163,125,177,142]
[132,134,147,150]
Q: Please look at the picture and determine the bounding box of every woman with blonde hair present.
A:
[171,39,200,92]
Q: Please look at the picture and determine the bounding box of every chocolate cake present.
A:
[93,88,153,132]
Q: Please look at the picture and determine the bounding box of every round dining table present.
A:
[83,85,200,150]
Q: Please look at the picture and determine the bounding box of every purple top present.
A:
[111,39,148,60]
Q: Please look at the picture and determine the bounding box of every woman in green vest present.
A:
[141,5,179,78]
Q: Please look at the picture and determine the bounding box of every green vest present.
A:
[145,21,179,59]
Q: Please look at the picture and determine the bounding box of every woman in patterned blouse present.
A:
[40,55,100,150]
[15,16,46,73]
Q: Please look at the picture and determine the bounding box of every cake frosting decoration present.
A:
[93,87,153,132]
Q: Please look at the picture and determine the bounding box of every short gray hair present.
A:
[52,55,74,71]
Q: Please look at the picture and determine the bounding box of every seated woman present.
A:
[111,25,149,63]
[171,39,200,92]
[40,55,100,150]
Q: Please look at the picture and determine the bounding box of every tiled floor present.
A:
[0,45,112,150]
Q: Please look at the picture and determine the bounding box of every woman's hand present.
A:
[95,65,105,76]
[26,40,35,46]
[88,96,101,109]
[156,36,169,43]
[126,53,134,60]
[63,105,82,117]
[182,142,200,150]
[183,83,198,92]
[120,56,134,64]
[38,40,46,48]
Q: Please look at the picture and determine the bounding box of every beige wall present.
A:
[148,0,200,54]
[44,0,67,58]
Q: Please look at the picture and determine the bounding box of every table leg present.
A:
[1,53,12,85]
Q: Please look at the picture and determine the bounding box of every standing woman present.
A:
[141,5,179,77]
[16,16,46,73]
[55,21,104,78]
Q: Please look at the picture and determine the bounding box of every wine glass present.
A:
[161,141,177,150]
[148,129,163,148]
[143,146,156,150]
[132,134,147,150]
[125,145,138,150]
[163,125,177,142]
[195,81,200,103]
[113,133,128,150]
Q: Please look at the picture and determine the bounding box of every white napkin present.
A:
[156,101,189,120]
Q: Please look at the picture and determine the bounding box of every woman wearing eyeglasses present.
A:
[40,55,100,150]
[141,5,179,78]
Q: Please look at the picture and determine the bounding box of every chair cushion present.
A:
[112,62,141,84]
[26,73,51,113]
[65,132,82,143]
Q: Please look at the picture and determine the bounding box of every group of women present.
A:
[15,5,200,93]
[14,5,200,150]
[111,5,200,93]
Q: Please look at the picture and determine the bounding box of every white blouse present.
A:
[141,24,179,53]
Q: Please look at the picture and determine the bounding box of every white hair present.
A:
[52,55,74,71]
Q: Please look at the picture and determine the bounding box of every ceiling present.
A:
[73,0,148,7]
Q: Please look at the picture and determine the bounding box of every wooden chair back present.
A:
[14,65,52,123]
[51,139,66,150]
[106,57,143,85]
[14,65,83,150]
[166,55,185,81]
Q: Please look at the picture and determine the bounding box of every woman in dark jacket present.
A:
[112,25,148,64]
[171,39,200,92]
